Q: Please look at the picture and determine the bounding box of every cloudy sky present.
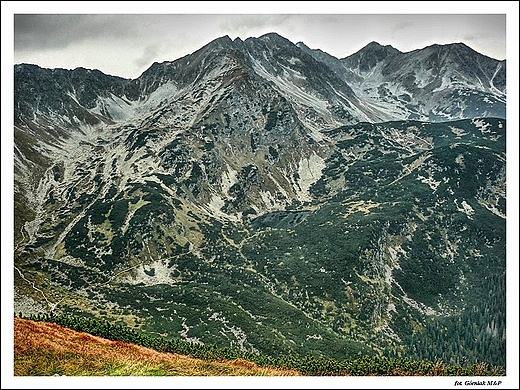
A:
[5,2,516,79]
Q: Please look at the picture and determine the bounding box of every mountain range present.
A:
[13,32,506,368]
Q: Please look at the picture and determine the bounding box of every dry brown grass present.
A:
[13,318,300,376]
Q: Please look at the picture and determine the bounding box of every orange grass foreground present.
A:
[13,318,301,376]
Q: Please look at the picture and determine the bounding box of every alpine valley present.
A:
[14,33,506,368]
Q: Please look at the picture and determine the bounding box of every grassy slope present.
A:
[13,317,505,377]
[13,318,299,376]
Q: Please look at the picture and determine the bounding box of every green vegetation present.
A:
[17,313,504,376]
[14,117,506,371]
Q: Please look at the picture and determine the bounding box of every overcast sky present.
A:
[5,2,516,79]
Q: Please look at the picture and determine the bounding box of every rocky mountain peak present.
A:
[204,34,235,50]
[257,31,294,44]
[341,41,400,74]
[364,40,399,52]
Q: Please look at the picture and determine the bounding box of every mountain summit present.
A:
[341,41,401,73]
[340,41,505,121]
[14,33,506,368]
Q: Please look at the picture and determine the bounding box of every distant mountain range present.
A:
[14,32,506,368]
[15,33,505,130]
[300,39,505,122]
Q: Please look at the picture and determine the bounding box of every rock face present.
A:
[301,41,506,122]
[14,33,506,367]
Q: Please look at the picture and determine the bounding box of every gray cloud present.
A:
[14,14,147,51]
[392,21,414,33]
[219,14,293,38]
[134,44,160,70]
